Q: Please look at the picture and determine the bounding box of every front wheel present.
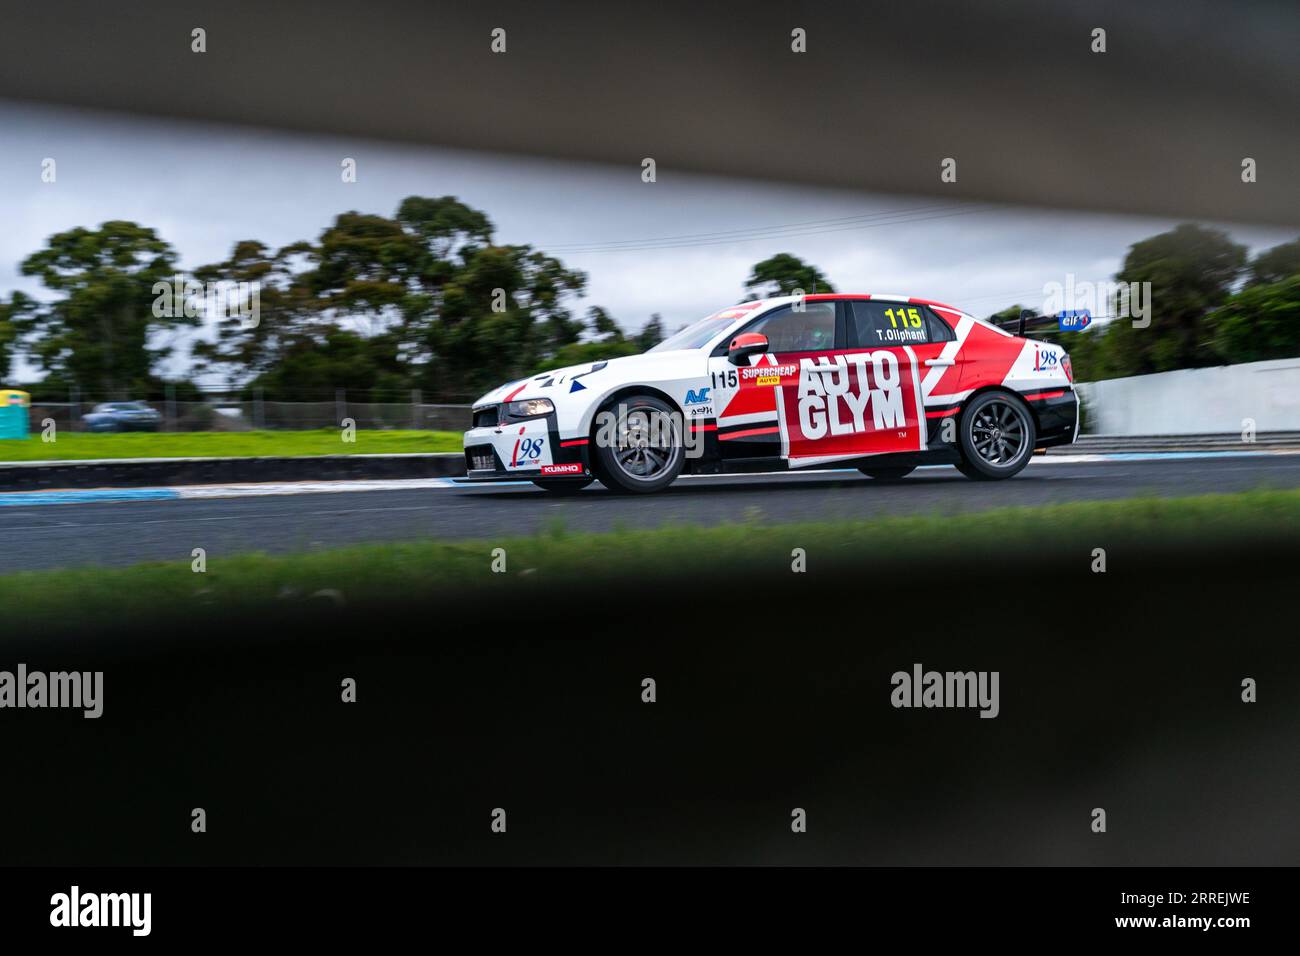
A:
[957,391,1035,480]
[859,466,915,482]
[532,479,593,495]
[590,394,685,494]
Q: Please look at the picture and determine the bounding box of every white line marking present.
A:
[175,478,460,498]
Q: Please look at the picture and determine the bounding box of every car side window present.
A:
[742,302,838,353]
[851,301,939,347]
[926,308,957,343]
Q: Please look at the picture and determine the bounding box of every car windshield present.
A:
[649,307,755,352]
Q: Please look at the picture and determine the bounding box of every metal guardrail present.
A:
[1051,432,1300,453]
[26,401,474,433]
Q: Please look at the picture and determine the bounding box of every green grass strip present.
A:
[0,429,462,462]
[2,490,1297,632]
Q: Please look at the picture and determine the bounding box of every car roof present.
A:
[684,293,1000,357]
[752,292,967,315]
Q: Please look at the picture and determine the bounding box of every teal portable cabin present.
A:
[0,389,30,439]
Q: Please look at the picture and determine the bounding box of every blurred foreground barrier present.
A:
[1056,432,1300,453]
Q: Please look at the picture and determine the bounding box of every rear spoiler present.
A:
[996,309,1058,337]
[997,309,1096,336]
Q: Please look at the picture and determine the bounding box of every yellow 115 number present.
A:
[884,307,923,328]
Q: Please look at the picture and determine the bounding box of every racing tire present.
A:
[532,479,594,495]
[956,391,1036,480]
[590,394,686,494]
[859,466,915,482]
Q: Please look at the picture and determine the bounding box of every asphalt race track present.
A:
[3,454,1299,574]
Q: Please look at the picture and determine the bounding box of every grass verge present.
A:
[2,489,1298,632]
[0,429,462,462]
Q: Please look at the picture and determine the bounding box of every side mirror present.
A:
[728,332,769,366]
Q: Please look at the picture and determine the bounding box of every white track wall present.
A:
[1076,358,1300,435]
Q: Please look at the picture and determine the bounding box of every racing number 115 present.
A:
[885,307,923,329]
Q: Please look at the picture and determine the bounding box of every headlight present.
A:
[504,398,554,419]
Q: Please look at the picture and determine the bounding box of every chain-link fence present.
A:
[29,400,472,433]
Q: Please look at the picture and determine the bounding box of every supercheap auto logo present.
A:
[741,364,797,384]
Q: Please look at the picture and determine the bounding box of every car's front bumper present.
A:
[462,417,592,481]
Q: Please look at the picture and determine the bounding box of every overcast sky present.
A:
[2,99,1295,383]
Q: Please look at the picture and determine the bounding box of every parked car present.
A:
[463,293,1078,493]
[83,401,163,433]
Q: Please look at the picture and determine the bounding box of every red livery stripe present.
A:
[718,426,780,441]
[560,438,589,447]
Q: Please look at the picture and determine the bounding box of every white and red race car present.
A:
[463,293,1078,493]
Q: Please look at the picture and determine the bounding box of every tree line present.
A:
[0,197,668,403]
[1,204,1296,403]
[989,224,1300,381]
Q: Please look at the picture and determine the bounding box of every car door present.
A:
[706,299,846,463]
[768,298,932,465]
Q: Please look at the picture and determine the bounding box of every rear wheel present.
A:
[590,394,685,494]
[532,479,593,495]
[858,466,915,482]
[957,391,1035,480]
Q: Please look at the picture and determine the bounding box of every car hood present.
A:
[472,349,704,408]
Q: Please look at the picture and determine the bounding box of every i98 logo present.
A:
[511,435,545,466]
[1033,347,1059,372]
